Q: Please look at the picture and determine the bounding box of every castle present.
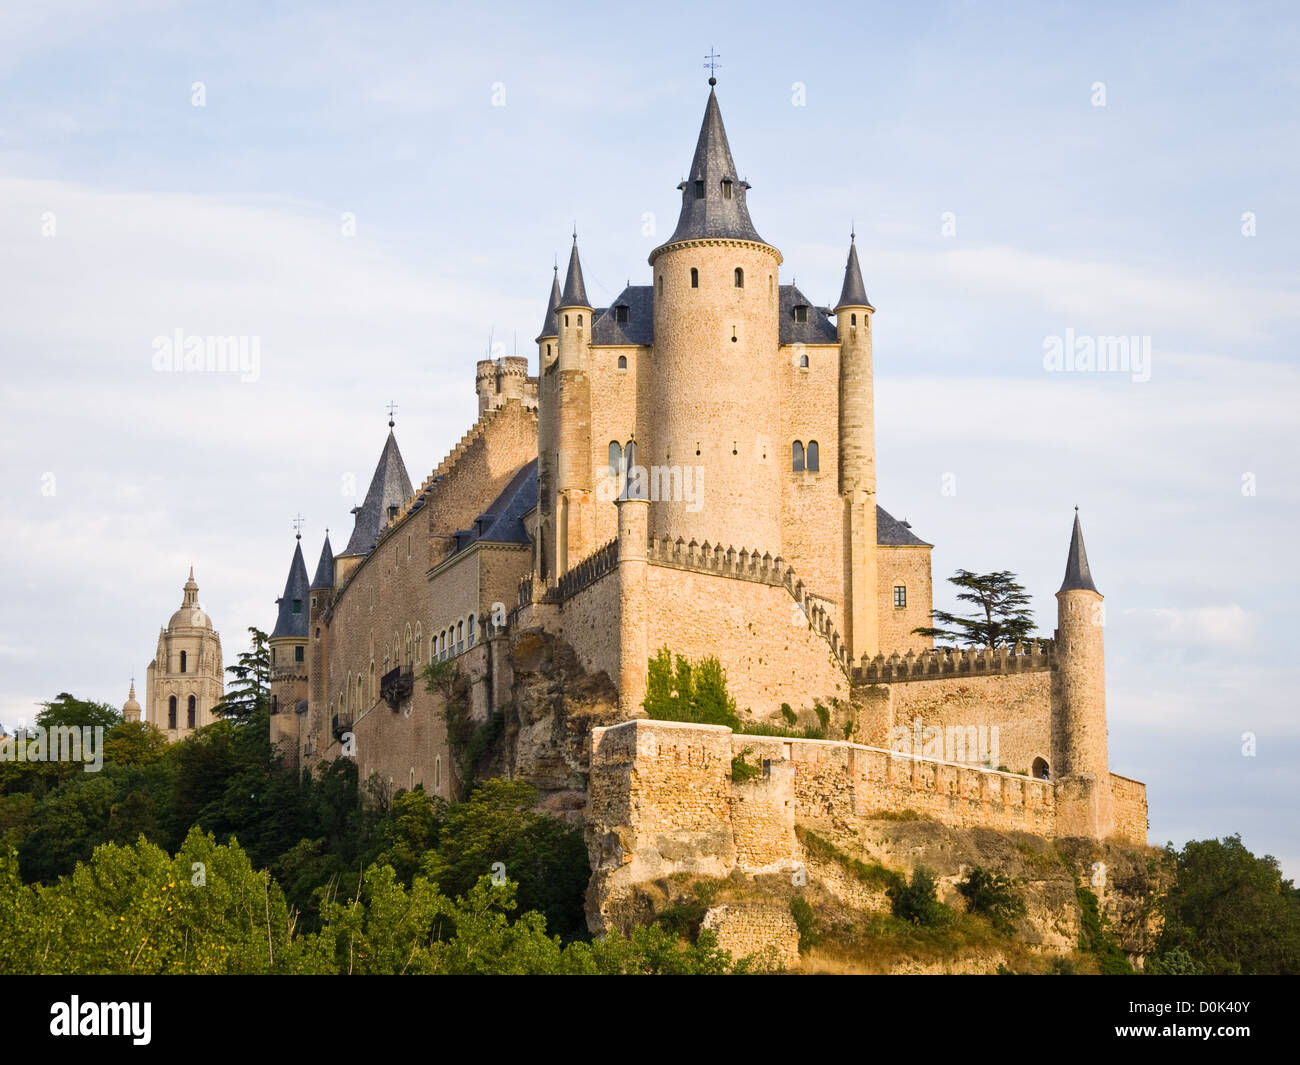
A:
[264,82,1146,869]
[121,568,224,739]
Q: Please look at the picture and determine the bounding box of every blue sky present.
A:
[1,1,1297,874]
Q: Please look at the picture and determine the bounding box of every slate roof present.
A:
[560,241,590,307]
[592,285,655,346]
[1058,512,1099,593]
[877,506,931,547]
[340,430,414,558]
[657,88,767,249]
[271,541,311,639]
[780,285,839,344]
[536,268,561,340]
[309,534,334,590]
[451,460,538,553]
[837,238,872,309]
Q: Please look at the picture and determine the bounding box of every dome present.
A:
[168,567,212,630]
[122,681,141,714]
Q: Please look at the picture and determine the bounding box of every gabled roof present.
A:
[780,285,839,344]
[877,506,931,547]
[340,430,414,558]
[536,268,561,340]
[657,88,768,250]
[1058,512,1100,594]
[271,541,311,639]
[451,460,538,554]
[837,237,872,310]
[592,285,655,346]
[310,534,334,590]
[559,240,590,308]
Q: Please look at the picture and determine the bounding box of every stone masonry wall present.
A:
[1109,773,1148,845]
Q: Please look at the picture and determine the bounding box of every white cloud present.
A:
[1123,605,1255,646]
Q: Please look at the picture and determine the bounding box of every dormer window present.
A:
[614,304,628,323]
[388,504,399,521]
[694,180,704,198]
[793,305,808,323]
[722,179,733,200]
[292,598,302,614]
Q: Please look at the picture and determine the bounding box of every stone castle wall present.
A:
[1110,773,1148,844]
[875,544,934,653]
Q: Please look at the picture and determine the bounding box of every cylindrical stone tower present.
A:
[555,239,594,573]
[647,85,783,557]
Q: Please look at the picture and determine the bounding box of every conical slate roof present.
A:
[271,540,311,639]
[559,240,589,308]
[658,88,766,249]
[1058,511,1100,594]
[837,236,872,309]
[340,430,414,558]
[310,534,334,590]
[536,267,562,340]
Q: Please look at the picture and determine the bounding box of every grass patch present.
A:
[795,827,897,889]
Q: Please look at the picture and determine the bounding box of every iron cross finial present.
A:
[292,513,305,540]
[704,48,721,85]
[387,400,398,428]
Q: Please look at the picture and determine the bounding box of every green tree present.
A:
[913,569,1037,648]
[643,647,741,730]
[957,866,1026,933]
[210,627,271,721]
[887,866,948,926]
[1156,835,1300,975]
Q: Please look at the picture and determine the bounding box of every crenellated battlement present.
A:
[545,538,618,603]
[852,640,1055,685]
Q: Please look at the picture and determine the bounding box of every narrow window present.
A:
[564,314,569,327]
[311,595,317,610]
[694,180,704,198]
[894,585,907,608]
[187,695,196,729]
[608,440,623,482]
[168,696,177,730]
[617,355,627,369]
[468,615,476,646]
[435,756,442,792]
[457,621,464,653]
[657,275,663,296]
[792,441,805,472]
[722,179,733,199]
[295,645,304,662]
[851,313,857,326]
[690,267,698,288]
[799,351,809,368]
[272,694,278,714]
[292,598,302,614]
[807,440,819,471]
[546,343,552,357]
[578,313,583,327]
[615,304,628,322]
[734,267,744,288]
[793,305,808,323]
[179,650,187,673]
[271,647,277,665]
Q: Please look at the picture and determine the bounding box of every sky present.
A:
[1,1,1296,874]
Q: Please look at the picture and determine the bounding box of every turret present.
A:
[536,266,562,581]
[335,419,414,585]
[554,236,595,574]
[122,680,141,724]
[476,355,532,416]
[648,80,783,555]
[303,531,334,767]
[836,233,879,660]
[269,535,311,725]
[1050,510,1114,838]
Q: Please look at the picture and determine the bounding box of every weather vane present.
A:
[387,400,398,428]
[704,48,721,85]
[292,513,305,540]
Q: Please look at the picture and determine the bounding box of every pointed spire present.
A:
[537,264,562,340]
[181,568,199,607]
[1058,508,1100,594]
[271,539,311,639]
[340,429,414,558]
[836,231,873,310]
[559,235,590,308]
[658,86,766,249]
[310,532,335,590]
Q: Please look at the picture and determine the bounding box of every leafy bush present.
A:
[643,648,740,730]
[730,747,761,784]
[1077,886,1132,974]
[790,895,822,952]
[956,866,1026,933]
[779,704,797,727]
[887,866,948,926]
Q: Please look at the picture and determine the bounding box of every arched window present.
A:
[657,275,663,296]
[608,440,623,481]
[168,696,177,729]
[405,626,412,666]
[806,440,819,471]
[468,615,476,647]
[617,355,627,370]
[187,695,196,729]
[435,756,442,792]
[179,650,187,673]
[851,313,857,326]
[690,267,699,288]
[414,623,422,660]
[457,621,464,653]
[734,267,744,288]
[370,661,375,700]
[792,441,805,472]
[564,314,569,327]
[1032,757,1050,781]
[429,636,436,663]
[357,674,364,709]
[799,351,809,368]
[577,314,583,327]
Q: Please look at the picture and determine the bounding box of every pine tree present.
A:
[210,627,271,721]
[912,570,1038,648]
